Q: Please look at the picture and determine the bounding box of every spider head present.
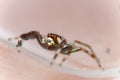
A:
[47,33,64,44]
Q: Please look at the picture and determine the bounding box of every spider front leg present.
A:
[16,37,23,52]
[8,37,22,52]
[71,47,104,70]
[8,31,43,53]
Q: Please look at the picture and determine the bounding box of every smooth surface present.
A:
[0,37,114,80]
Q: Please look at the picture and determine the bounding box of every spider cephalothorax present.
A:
[8,31,104,70]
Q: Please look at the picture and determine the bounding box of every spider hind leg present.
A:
[71,47,104,70]
[74,40,95,53]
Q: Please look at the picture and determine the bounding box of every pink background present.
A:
[0,0,120,80]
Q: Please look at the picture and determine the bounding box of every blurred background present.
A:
[0,0,120,80]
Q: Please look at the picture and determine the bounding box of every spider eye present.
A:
[46,38,55,45]
[46,38,52,42]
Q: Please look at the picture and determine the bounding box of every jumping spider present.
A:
[8,31,104,70]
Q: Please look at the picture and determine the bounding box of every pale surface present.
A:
[0,40,114,80]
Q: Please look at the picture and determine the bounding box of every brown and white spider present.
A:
[8,31,104,70]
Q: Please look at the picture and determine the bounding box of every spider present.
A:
[8,31,104,70]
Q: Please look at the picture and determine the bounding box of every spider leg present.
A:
[8,37,22,52]
[50,53,59,65]
[50,39,67,65]
[16,37,22,52]
[59,54,70,66]
[74,40,95,53]
[50,49,61,65]
[59,46,73,66]
[71,47,104,70]
[8,37,19,41]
